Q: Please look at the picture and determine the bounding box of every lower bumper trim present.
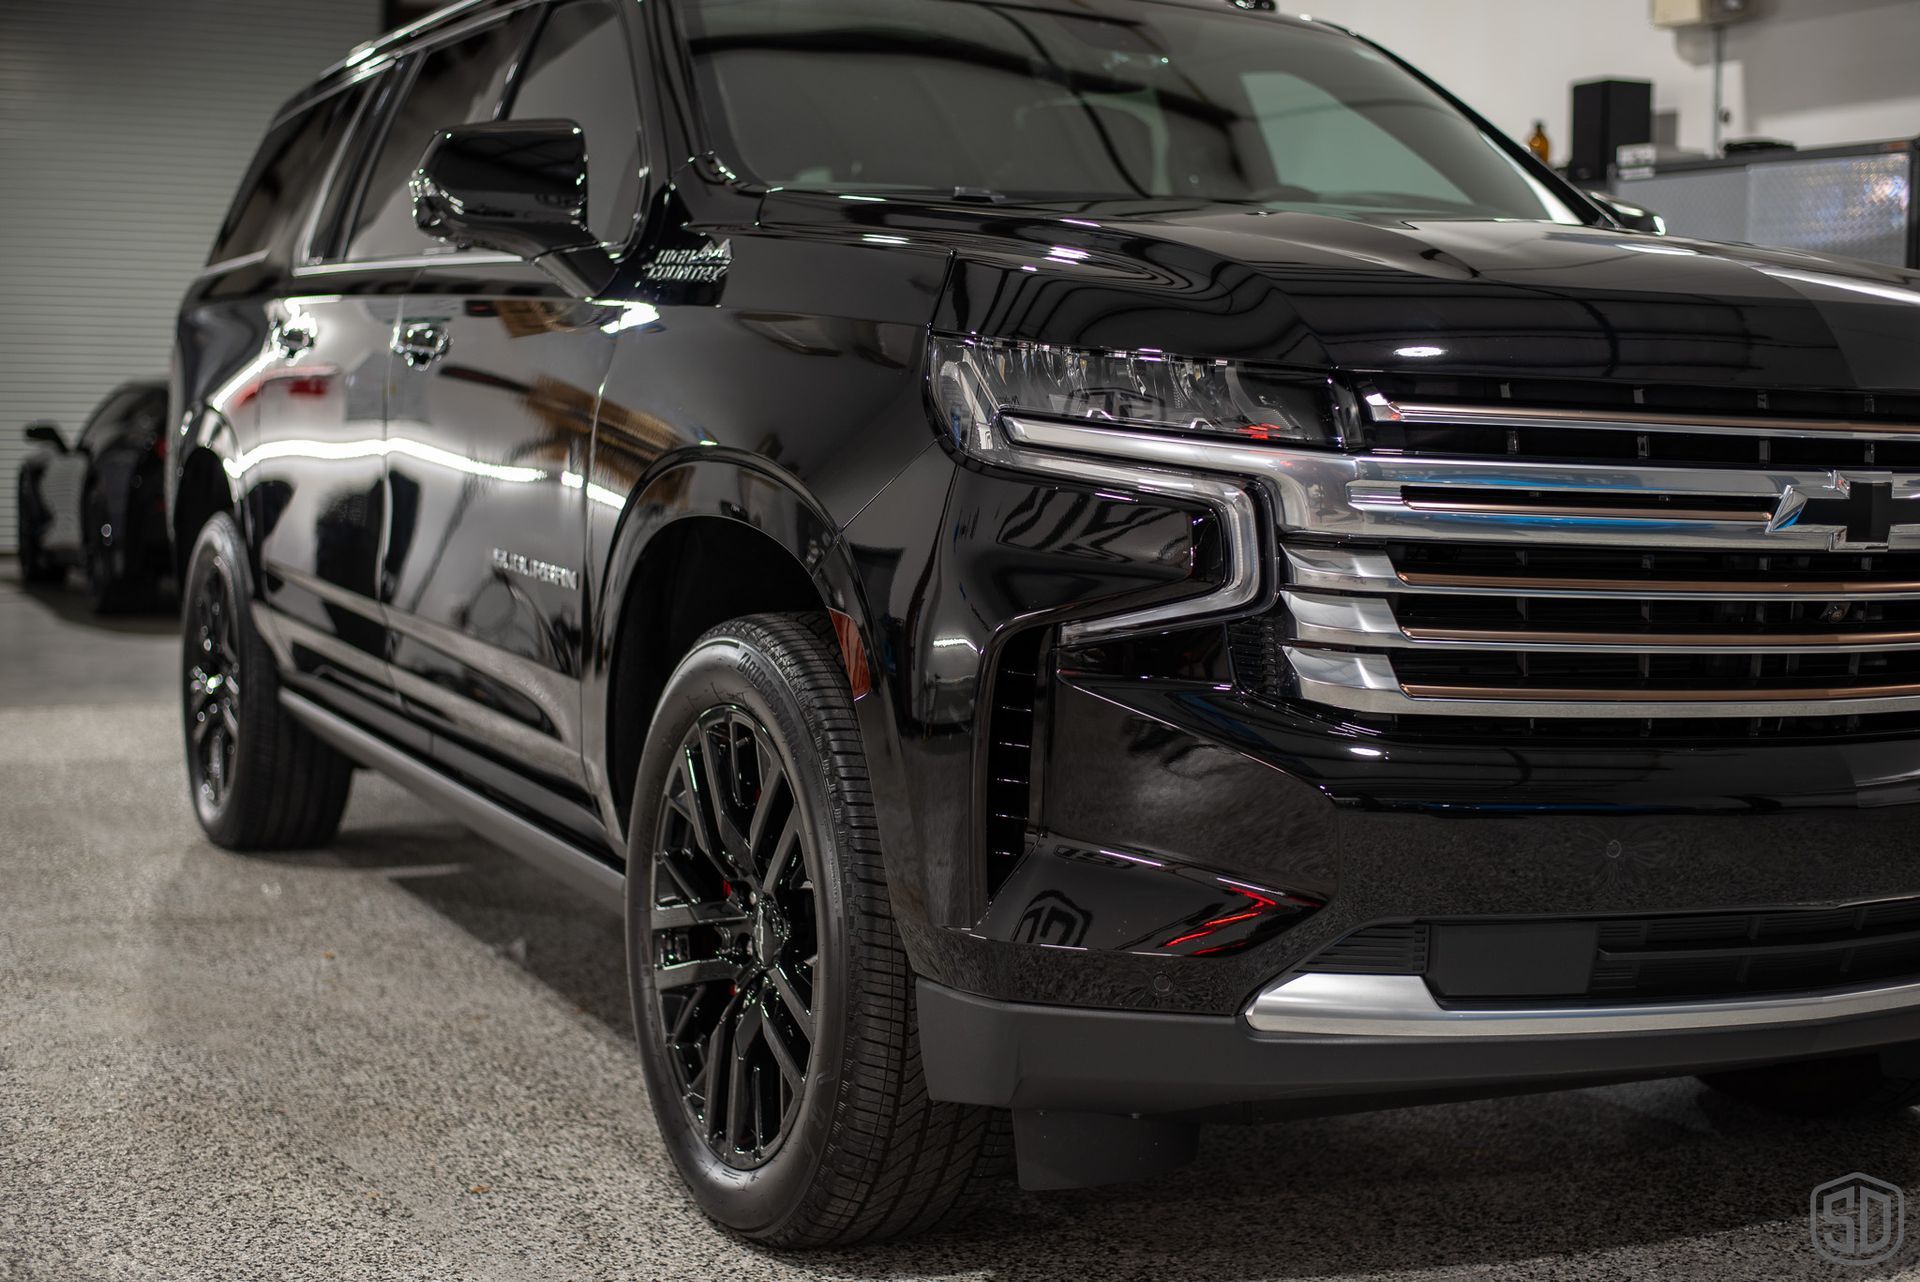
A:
[1245,971,1920,1037]
[918,978,1920,1119]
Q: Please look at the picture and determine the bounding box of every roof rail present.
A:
[319,0,497,79]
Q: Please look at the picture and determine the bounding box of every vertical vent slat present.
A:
[983,632,1043,897]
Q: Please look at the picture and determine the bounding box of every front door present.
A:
[385,261,612,810]
[382,0,645,831]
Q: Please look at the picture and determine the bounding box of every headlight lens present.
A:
[928,334,1336,459]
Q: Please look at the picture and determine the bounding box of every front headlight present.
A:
[928,334,1337,461]
[927,333,1302,642]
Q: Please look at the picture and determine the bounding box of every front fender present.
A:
[583,448,913,886]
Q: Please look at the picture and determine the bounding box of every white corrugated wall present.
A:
[0,0,381,552]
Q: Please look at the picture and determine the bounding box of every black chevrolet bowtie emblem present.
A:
[1788,480,1896,545]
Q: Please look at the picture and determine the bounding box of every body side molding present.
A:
[281,689,624,909]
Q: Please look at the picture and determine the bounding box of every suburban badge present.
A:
[490,547,578,591]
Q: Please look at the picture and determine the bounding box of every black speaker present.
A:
[1570,79,1653,183]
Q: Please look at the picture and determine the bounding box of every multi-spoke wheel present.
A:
[651,706,821,1168]
[186,561,242,817]
[179,513,353,849]
[627,613,1009,1247]
[83,487,143,613]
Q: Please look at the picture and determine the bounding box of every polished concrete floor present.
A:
[2,558,1916,1281]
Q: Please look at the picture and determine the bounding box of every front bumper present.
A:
[902,668,1920,1019]
[854,407,1920,1063]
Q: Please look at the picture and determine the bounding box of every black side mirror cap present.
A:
[411,120,600,261]
[1584,189,1667,236]
[24,422,65,451]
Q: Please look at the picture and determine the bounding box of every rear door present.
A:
[241,73,404,697]
[255,12,537,707]
[386,0,642,832]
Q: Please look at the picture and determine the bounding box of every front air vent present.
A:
[1305,922,1431,975]
[983,631,1045,896]
[1589,899,1920,1000]
[1301,900,1920,1005]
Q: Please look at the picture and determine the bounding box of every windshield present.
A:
[679,0,1586,223]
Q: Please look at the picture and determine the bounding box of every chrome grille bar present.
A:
[1283,590,1920,655]
[1366,393,1920,442]
[1287,648,1920,719]
[1284,548,1920,601]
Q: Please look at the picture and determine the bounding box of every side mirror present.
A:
[411,120,598,260]
[24,422,65,451]
[1585,189,1667,236]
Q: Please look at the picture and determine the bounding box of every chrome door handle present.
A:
[393,323,451,369]
[269,319,316,359]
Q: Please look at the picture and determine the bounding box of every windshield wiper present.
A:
[951,186,1009,203]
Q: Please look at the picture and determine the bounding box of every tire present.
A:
[88,538,138,613]
[626,612,1010,1247]
[1699,1051,1920,1116]
[85,487,150,613]
[16,481,63,585]
[181,512,353,850]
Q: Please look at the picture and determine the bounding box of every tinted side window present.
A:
[119,390,168,443]
[506,1,643,245]
[77,389,144,453]
[208,86,366,265]
[341,13,536,262]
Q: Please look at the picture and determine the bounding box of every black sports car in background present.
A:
[18,379,172,610]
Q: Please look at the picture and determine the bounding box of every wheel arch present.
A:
[589,452,900,855]
[168,407,239,581]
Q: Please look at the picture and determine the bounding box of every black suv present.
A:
[171,0,1920,1247]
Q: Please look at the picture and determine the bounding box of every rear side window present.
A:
[120,389,168,441]
[505,0,644,246]
[76,388,151,453]
[340,12,537,262]
[208,86,366,265]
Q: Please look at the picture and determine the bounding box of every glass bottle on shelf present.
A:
[1527,120,1551,164]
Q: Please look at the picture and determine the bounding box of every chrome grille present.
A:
[1266,394,1920,722]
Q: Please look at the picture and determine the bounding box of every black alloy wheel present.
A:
[85,487,146,612]
[179,513,353,850]
[88,540,132,612]
[185,554,243,822]
[649,706,821,1169]
[627,613,1009,1247]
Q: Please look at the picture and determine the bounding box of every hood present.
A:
[760,192,1920,395]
